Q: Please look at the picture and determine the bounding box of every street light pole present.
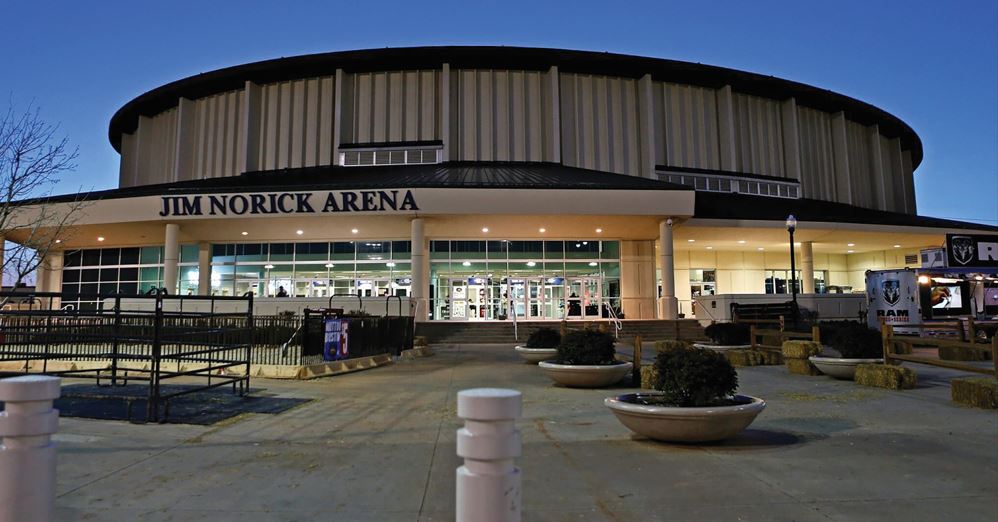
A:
[786,215,798,307]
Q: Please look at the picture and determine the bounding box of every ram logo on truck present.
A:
[950,236,975,265]
[882,279,901,306]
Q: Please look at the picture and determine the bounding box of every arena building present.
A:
[9,46,997,321]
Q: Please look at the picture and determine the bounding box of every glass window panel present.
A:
[601,262,621,278]
[703,270,716,283]
[99,268,118,282]
[64,250,82,268]
[82,249,101,267]
[486,241,507,259]
[391,241,411,259]
[140,246,162,264]
[210,265,235,296]
[100,248,120,266]
[178,266,200,294]
[97,283,116,295]
[566,240,599,259]
[63,270,80,283]
[61,282,79,296]
[269,243,294,261]
[80,283,98,296]
[179,244,199,263]
[119,248,139,265]
[565,262,599,277]
[690,269,703,282]
[295,242,329,261]
[430,240,450,255]
[331,242,356,260]
[357,241,389,260]
[507,241,542,259]
[139,267,160,281]
[119,267,138,281]
[118,282,138,295]
[600,241,619,260]
[544,241,565,259]
[80,269,99,283]
[451,240,486,259]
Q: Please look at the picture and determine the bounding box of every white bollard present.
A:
[0,375,61,522]
[456,388,522,522]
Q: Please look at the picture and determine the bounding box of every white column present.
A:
[410,218,428,321]
[658,219,678,319]
[34,260,48,294]
[45,253,63,309]
[456,388,522,522]
[163,224,180,294]
[801,241,815,294]
[0,375,61,522]
[197,242,211,296]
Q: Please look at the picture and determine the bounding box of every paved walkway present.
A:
[53,345,997,521]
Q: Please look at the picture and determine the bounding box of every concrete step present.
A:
[416,320,706,344]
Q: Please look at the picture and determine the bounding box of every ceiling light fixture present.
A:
[688,239,695,243]
[847,243,855,247]
[481,227,489,233]
[847,250,855,253]
[97,236,105,242]
[758,247,764,251]
[893,244,901,248]
[54,239,62,244]
[296,230,304,235]
[588,262,598,267]
[264,264,274,269]
[737,240,746,244]
[706,246,713,250]
[595,228,603,234]
[462,261,472,267]
[325,263,335,268]
[241,231,248,236]
[351,228,359,234]
[539,228,546,233]
[526,261,536,267]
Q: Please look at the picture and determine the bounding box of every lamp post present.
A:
[786,215,798,306]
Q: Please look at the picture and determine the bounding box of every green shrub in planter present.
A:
[653,347,739,407]
[704,322,750,345]
[526,327,561,348]
[819,321,882,358]
[557,329,616,365]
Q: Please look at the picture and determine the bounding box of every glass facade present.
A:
[60,246,197,309]
[429,240,620,321]
[764,270,827,294]
[209,241,412,298]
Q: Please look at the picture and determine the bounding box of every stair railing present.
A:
[604,303,622,339]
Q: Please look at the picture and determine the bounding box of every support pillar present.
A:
[34,261,48,294]
[44,253,63,309]
[801,241,815,294]
[619,240,656,319]
[410,218,428,321]
[658,219,678,320]
[197,242,211,296]
[163,224,180,294]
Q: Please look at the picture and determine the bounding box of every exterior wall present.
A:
[450,69,556,162]
[619,240,657,319]
[560,73,645,176]
[115,62,920,214]
[652,82,720,170]
[343,70,440,144]
[257,77,332,171]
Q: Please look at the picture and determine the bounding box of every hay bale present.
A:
[654,340,689,353]
[759,350,784,365]
[782,340,823,359]
[640,364,658,389]
[724,349,762,367]
[855,363,917,390]
[950,377,998,409]
[938,345,992,362]
[414,336,428,347]
[786,358,822,376]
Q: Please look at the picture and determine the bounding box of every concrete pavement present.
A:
[52,344,998,521]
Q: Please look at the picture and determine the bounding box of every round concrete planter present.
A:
[604,393,766,442]
[514,346,558,364]
[808,356,884,380]
[537,361,632,388]
[692,342,751,352]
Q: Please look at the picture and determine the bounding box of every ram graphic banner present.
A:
[945,234,998,269]
[866,269,921,328]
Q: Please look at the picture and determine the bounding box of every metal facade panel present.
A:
[797,106,836,201]
[732,93,784,178]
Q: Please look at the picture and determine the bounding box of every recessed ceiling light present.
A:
[595,228,603,234]
[482,227,489,233]
[757,247,765,251]
[847,243,855,247]
[386,262,396,267]
[462,261,472,267]
[706,246,713,250]
[687,239,696,243]
[893,244,901,248]
[588,262,598,267]
[97,236,105,242]
[54,239,61,244]
[296,230,304,235]
[351,228,359,234]
[539,228,546,233]
[526,261,536,267]
[264,264,274,269]
[325,263,335,268]
[737,240,746,244]
[847,250,855,253]
[241,231,248,236]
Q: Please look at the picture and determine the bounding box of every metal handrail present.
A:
[510,296,518,342]
[280,321,304,357]
[604,303,622,338]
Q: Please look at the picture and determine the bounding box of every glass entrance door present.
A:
[566,277,602,319]
[450,279,469,320]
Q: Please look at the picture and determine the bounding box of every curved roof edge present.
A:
[107,46,923,166]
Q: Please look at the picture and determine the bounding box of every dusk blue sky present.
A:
[4,0,996,225]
